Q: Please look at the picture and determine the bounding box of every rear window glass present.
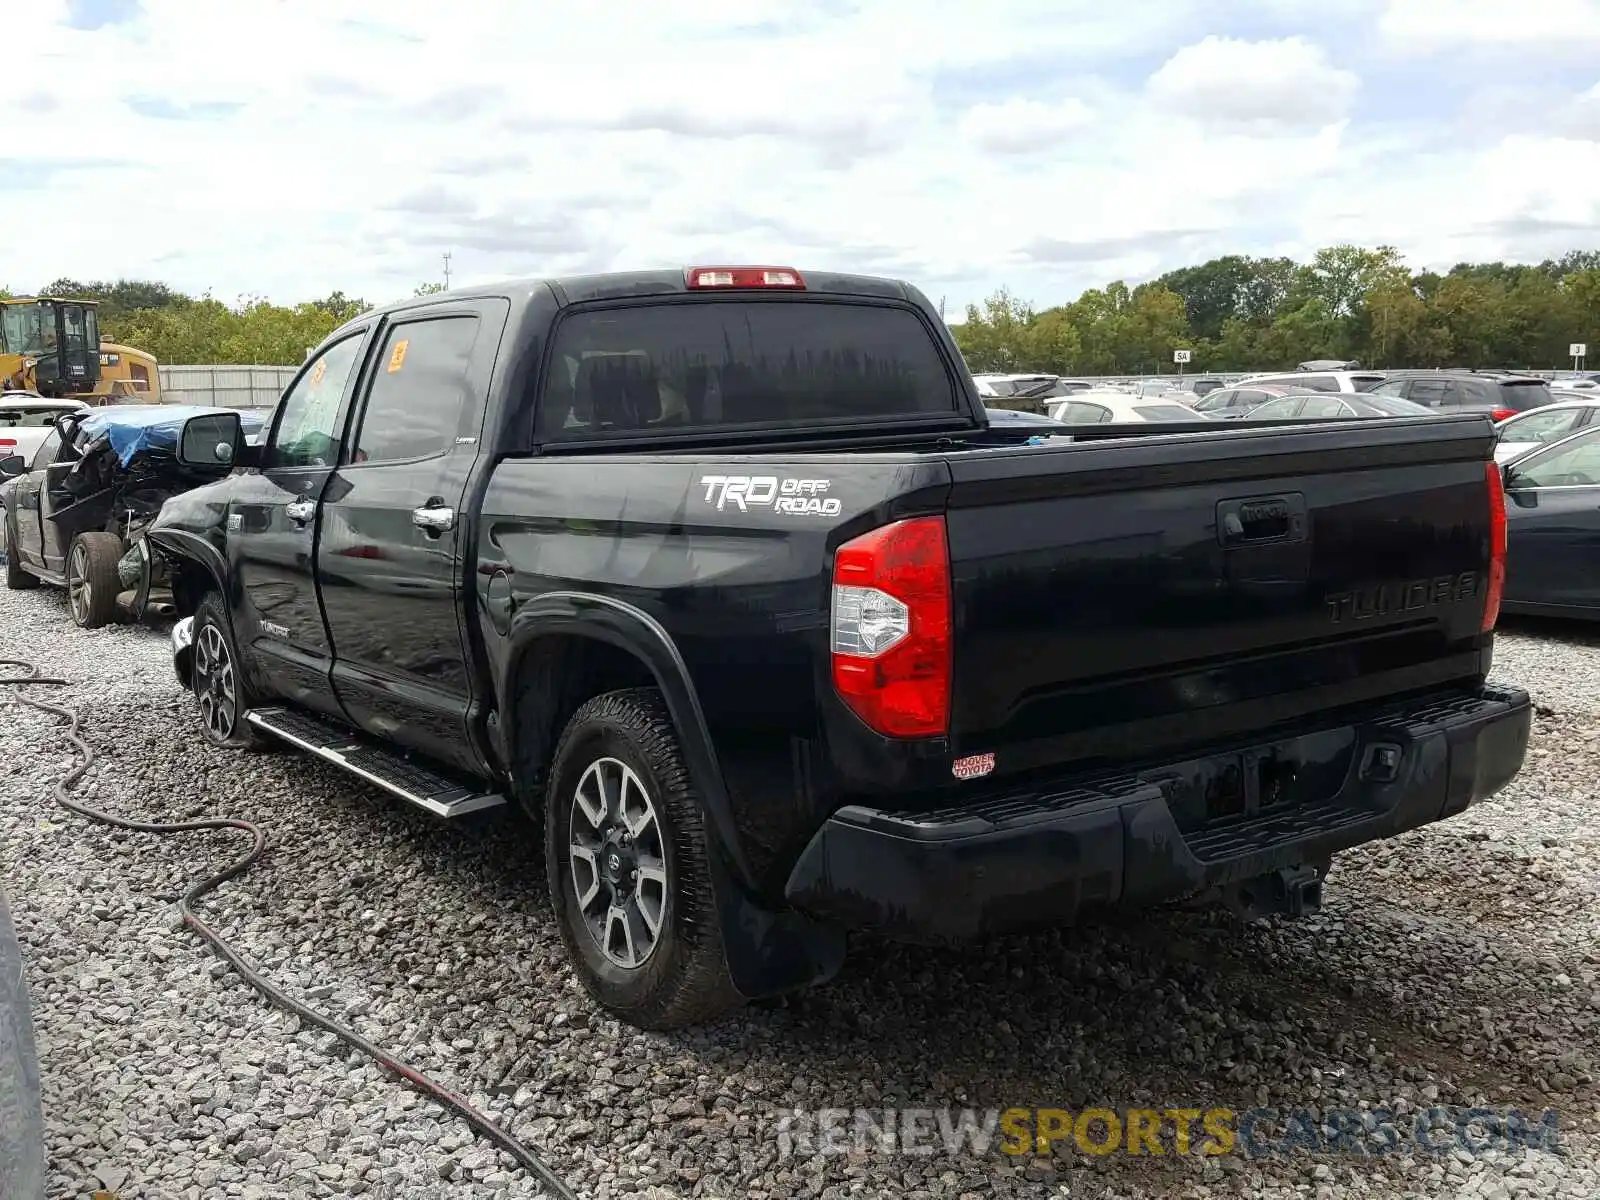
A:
[1499,380,1552,412]
[1351,375,1386,390]
[537,301,957,440]
[1134,404,1195,421]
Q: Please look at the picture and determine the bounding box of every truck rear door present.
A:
[315,300,506,777]
[940,417,1502,777]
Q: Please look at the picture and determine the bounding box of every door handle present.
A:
[285,499,315,524]
[412,504,455,533]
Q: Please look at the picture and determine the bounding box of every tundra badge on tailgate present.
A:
[699,475,842,516]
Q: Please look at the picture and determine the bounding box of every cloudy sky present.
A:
[6,0,1600,314]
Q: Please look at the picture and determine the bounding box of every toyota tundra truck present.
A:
[145,266,1530,1029]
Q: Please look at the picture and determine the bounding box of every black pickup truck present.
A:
[147,266,1531,1029]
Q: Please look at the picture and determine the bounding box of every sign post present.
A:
[1173,348,1192,381]
[1571,343,1588,375]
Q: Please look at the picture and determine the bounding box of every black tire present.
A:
[546,688,741,1029]
[65,532,122,628]
[191,592,264,750]
[4,516,38,590]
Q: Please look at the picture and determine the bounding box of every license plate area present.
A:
[1145,726,1357,832]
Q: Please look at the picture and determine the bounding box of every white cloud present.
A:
[2,0,1599,326]
[1146,36,1359,132]
[958,98,1095,154]
[1379,0,1600,50]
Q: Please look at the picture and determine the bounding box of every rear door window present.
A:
[1300,396,1349,418]
[1407,379,1453,407]
[537,301,957,441]
[1057,402,1111,423]
[350,317,480,464]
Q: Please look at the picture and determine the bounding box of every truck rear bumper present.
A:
[784,683,1532,942]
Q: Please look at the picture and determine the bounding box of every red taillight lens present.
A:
[830,515,951,738]
[0,439,14,447]
[685,266,805,290]
[1482,461,1507,632]
[1489,407,1518,422]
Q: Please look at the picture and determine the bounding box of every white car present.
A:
[971,373,1058,399]
[0,395,91,465]
[1231,369,1388,394]
[1493,396,1600,463]
[1047,391,1200,424]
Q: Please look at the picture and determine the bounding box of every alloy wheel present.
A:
[67,543,91,624]
[193,622,237,742]
[568,756,669,970]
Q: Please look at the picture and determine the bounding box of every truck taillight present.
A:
[685,266,805,290]
[1483,461,1506,632]
[830,516,951,738]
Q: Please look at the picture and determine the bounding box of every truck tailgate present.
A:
[941,416,1500,774]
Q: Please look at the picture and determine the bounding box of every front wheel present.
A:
[4,516,38,590]
[546,688,741,1029]
[191,593,264,750]
[66,532,122,627]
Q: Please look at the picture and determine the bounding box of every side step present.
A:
[245,706,508,819]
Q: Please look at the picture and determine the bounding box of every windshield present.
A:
[0,303,49,356]
[537,301,959,441]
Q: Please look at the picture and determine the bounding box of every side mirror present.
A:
[0,453,24,479]
[178,412,242,468]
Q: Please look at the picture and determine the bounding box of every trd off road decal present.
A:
[698,475,843,517]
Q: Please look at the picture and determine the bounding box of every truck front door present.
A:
[227,328,371,717]
[316,303,503,776]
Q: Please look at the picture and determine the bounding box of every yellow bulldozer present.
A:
[0,296,161,404]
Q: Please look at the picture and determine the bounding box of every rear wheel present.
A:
[4,517,38,590]
[65,533,121,627]
[545,688,741,1029]
[191,592,264,750]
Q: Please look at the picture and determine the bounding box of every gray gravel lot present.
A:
[2,587,1598,1200]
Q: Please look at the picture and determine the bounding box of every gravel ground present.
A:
[2,586,1598,1200]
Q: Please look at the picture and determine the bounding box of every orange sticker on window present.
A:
[387,339,409,373]
[308,359,327,387]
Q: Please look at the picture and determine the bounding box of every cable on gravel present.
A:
[0,657,581,1200]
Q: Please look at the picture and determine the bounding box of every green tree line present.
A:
[955,246,1600,376]
[0,278,440,365]
[6,247,1600,371]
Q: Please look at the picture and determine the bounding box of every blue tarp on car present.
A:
[75,405,265,468]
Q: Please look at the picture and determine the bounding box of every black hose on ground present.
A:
[0,658,580,1200]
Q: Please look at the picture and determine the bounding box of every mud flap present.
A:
[705,834,846,1000]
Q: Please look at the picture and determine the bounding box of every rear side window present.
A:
[537,301,957,440]
[1056,402,1111,423]
[1499,380,1552,412]
[352,316,481,464]
[1300,396,1349,418]
[1408,379,1454,407]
